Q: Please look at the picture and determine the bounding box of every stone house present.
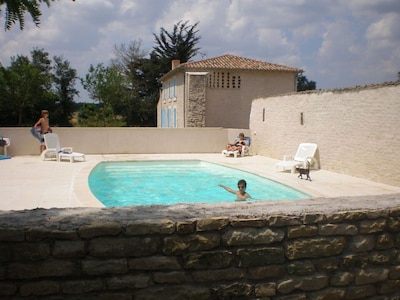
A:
[157,54,302,129]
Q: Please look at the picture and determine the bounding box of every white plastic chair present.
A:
[42,133,85,163]
[276,143,318,173]
[1,137,10,156]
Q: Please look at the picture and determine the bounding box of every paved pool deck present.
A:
[1,154,400,212]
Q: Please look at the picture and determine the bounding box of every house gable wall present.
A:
[205,70,297,128]
[159,68,297,128]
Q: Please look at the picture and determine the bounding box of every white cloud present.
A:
[0,0,399,99]
[366,13,400,49]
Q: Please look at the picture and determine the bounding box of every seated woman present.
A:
[225,132,248,154]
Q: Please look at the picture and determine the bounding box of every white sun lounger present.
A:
[222,136,251,158]
[42,133,85,163]
[276,143,318,173]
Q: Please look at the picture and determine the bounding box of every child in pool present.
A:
[218,179,251,201]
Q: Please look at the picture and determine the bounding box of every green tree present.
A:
[81,63,127,127]
[52,56,78,126]
[0,0,75,30]
[76,103,125,127]
[153,20,201,74]
[3,54,55,126]
[0,63,11,124]
[297,74,317,92]
[111,40,155,126]
[0,48,79,126]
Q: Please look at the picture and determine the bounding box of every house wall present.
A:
[157,73,186,128]
[185,73,207,127]
[158,69,297,129]
[205,70,297,129]
[1,201,399,299]
[249,82,400,186]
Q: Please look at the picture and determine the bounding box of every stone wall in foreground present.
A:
[0,205,399,299]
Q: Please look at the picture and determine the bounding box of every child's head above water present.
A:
[237,179,247,190]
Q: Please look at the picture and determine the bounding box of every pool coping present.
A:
[73,154,400,209]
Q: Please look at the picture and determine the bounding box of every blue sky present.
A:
[0,0,399,102]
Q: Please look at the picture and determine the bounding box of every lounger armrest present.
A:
[302,157,314,167]
[60,147,73,154]
[241,145,250,157]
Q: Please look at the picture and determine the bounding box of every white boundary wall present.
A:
[249,82,400,186]
[0,127,250,157]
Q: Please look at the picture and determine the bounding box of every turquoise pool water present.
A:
[88,160,310,207]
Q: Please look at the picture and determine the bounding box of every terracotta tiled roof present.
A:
[179,54,302,73]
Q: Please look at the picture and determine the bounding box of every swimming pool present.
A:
[88,160,310,207]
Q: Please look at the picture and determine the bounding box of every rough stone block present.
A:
[53,240,86,258]
[287,260,315,275]
[196,217,230,231]
[378,279,400,294]
[134,286,210,300]
[319,223,358,236]
[19,280,60,297]
[268,215,302,227]
[163,233,220,255]
[106,274,149,289]
[303,213,326,224]
[388,217,400,232]
[176,220,196,234]
[183,250,233,269]
[285,237,346,260]
[88,236,160,257]
[0,227,25,241]
[154,271,188,283]
[126,219,175,235]
[308,287,346,300]
[222,227,285,246]
[210,282,252,298]
[247,265,285,279]
[330,271,354,286]
[255,282,276,297]
[389,266,400,280]
[369,249,398,264]
[236,247,284,267]
[192,268,246,282]
[287,225,318,238]
[26,228,78,241]
[8,260,78,279]
[349,235,375,252]
[326,211,368,223]
[81,258,127,276]
[0,282,17,296]
[341,253,369,268]
[355,268,389,285]
[12,242,50,261]
[230,218,267,227]
[345,285,376,299]
[62,279,103,294]
[376,233,394,249]
[128,256,181,270]
[79,221,121,238]
[277,275,328,294]
[359,219,387,234]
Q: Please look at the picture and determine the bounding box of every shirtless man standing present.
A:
[34,110,52,154]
